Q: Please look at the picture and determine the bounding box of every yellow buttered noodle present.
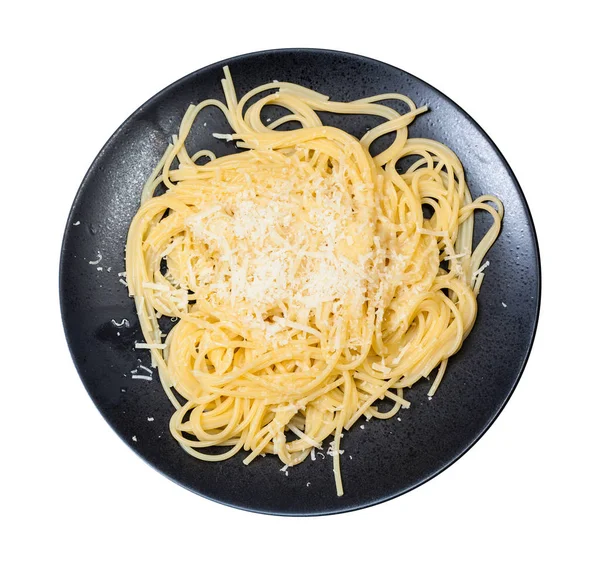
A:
[126,67,503,495]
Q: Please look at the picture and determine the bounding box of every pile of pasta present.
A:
[126,67,502,495]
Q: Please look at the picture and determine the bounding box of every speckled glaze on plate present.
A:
[60,48,541,516]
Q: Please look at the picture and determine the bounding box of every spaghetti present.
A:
[126,67,503,495]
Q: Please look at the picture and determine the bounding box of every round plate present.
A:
[60,48,540,515]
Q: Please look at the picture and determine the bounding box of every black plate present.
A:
[60,48,540,516]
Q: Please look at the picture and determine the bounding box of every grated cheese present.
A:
[183,155,385,339]
[443,252,467,261]
[372,362,391,375]
[131,374,152,381]
[326,444,345,457]
[213,133,234,141]
[88,252,102,265]
[135,342,167,349]
[472,261,490,279]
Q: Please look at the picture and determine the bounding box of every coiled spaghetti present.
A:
[126,67,503,495]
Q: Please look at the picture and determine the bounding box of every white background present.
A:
[2,1,598,565]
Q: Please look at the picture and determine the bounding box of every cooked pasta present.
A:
[125,67,503,495]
